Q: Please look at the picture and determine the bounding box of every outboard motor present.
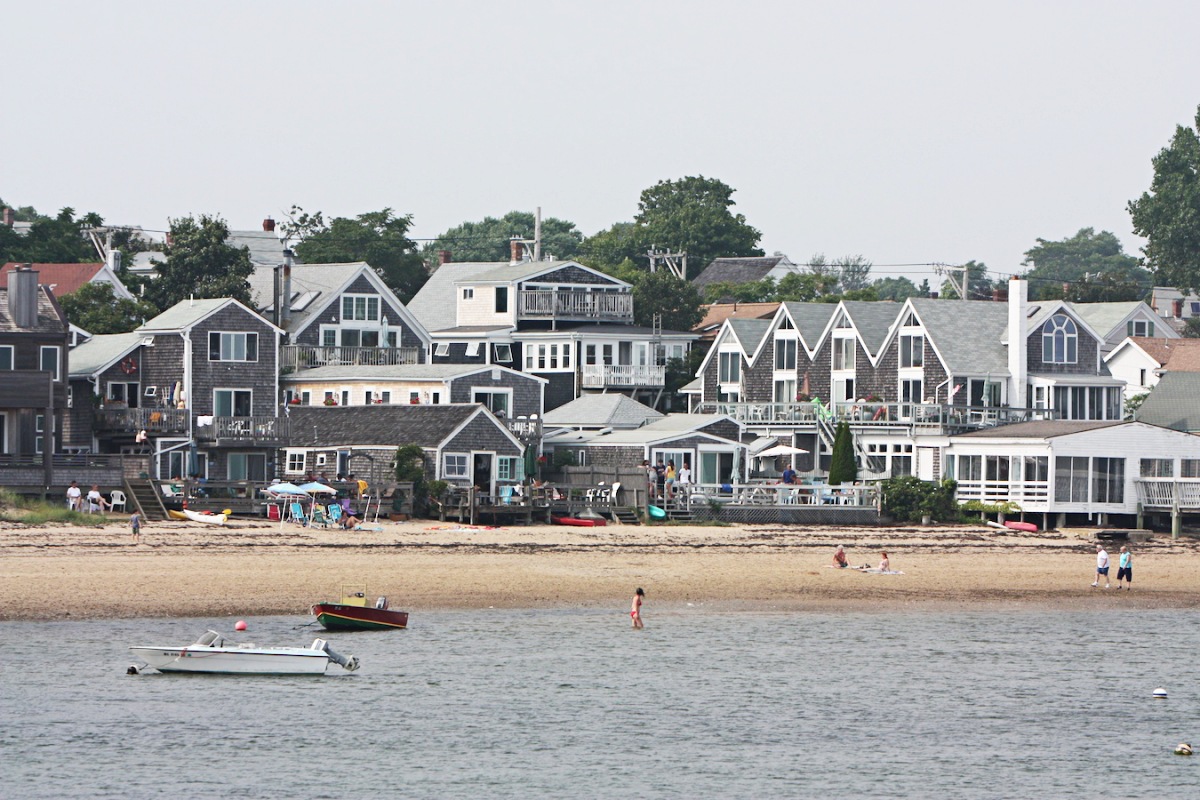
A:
[313,638,360,672]
[375,596,388,610]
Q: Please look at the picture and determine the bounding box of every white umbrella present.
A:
[298,481,336,494]
[756,444,810,459]
[266,482,307,497]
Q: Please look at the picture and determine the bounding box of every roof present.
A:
[726,318,773,353]
[695,302,780,339]
[907,298,1011,376]
[542,394,664,429]
[1027,373,1123,386]
[1070,301,1147,338]
[1116,337,1200,372]
[568,413,740,446]
[840,301,900,356]
[679,376,702,394]
[691,256,792,290]
[0,285,69,334]
[1135,372,1200,431]
[954,420,1124,439]
[227,229,291,267]
[68,332,145,377]
[780,302,838,347]
[137,298,235,332]
[287,404,485,447]
[280,363,544,383]
[246,262,367,335]
[2,262,108,297]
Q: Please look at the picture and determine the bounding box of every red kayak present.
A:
[1004,520,1038,532]
[551,516,606,527]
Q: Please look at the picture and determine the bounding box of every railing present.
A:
[196,415,288,442]
[280,345,422,371]
[505,416,543,441]
[518,289,633,321]
[95,407,190,434]
[955,479,1050,506]
[682,481,878,508]
[581,364,666,388]
[0,453,127,470]
[702,402,1060,432]
[1135,478,1200,509]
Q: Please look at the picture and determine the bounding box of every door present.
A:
[473,453,493,495]
[337,450,351,478]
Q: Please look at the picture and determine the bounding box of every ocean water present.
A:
[3,608,1198,799]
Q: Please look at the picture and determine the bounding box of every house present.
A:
[1149,286,1200,333]
[1070,301,1175,353]
[67,297,285,481]
[1104,337,1200,401]
[690,255,801,295]
[541,394,664,431]
[1,261,134,300]
[247,260,431,372]
[128,217,291,278]
[407,252,695,410]
[694,302,781,347]
[1134,372,1200,433]
[282,404,525,494]
[0,265,69,456]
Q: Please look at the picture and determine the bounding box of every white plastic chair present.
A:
[109,490,127,513]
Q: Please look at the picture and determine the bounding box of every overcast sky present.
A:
[4,1,1199,285]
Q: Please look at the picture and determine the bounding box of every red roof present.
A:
[1,263,107,297]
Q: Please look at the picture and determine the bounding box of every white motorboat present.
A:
[129,630,360,675]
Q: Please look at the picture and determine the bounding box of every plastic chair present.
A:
[310,505,328,527]
[328,503,343,526]
[109,490,127,513]
[288,502,308,525]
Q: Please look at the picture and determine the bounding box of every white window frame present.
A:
[899,334,923,368]
[213,388,253,417]
[718,350,740,384]
[434,342,450,358]
[443,452,469,479]
[40,345,61,380]
[0,345,12,370]
[494,343,513,363]
[464,341,481,358]
[1131,319,1152,337]
[473,387,512,416]
[832,335,856,371]
[1042,314,1078,364]
[341,294,380,322]
[208,331,259,362]
[285,450,306,474]
[774,337,797,371]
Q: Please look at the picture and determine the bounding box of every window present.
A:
[40,346,60,380]
[474,389,511,417]
[322,329,337,347]
[35,413,45,454]
[286,451,306,474]
[900,335,923,368]
[431,391,440,404]
[301,391,311,406]
[832,337,856,371]
[409,391,420,404]
[494,344,512,363]
[1093,457,1125,504]
[107,382,140,408]
[970,379,1001,407]
[958,455,982,481]
[464,341,480,358]
[900,379,923,404]
[1041,314,1078,364]
[462,287,474,300]
[495,287,508,313]
[718,352,740,384]
[774,379,796,403]
[209,332,258,362]
[444,453,468,478]
[0,345,12,370]
[774,338,797,371]
[227,453,267,482]
[1139,368,1147,387]
[1022,457,1048,482]
[341,390,349,406]
[341,295,380,322]
[1192,301,1200,315]
[434,343,450,358]
[365,390,375,404]
[1183,460,1200,479]
[497,456,524,482]
[1055,456,1089,503]
[1140,459,1173,478]
[585,344,597,366]
[381,391,391,404]
[1129,319,1154,337]
[214,389,252,417]
[985,455,1010,482]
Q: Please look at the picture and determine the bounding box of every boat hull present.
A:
[312,603,409,631]
[167,509,227,525]
[129,645,331,675]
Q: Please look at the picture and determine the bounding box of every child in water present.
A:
[631,587,645,629]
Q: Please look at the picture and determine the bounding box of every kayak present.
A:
[551,516,606,527]
[168,509,228,525]
[1004,520,1037,532]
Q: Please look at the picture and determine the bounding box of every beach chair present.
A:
[287,502,308,526]
[310,504,329,527]
[109,490,127,513]
[328,503,343,526]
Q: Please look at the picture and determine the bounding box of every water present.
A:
[3,608,1198,799]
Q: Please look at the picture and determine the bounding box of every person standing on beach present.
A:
[130,511,141,543]
[1117,546,1133,590]
[631,587,645,629]
[1093,545,1110,589]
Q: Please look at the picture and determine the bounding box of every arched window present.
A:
[1042,314,1077,364]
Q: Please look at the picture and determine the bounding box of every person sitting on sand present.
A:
[833,545,849,568]
[341,510,360,529]
[879,551,890,572]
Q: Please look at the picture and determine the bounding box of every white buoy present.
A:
[1175,743,1193,756]
[1153,688,1168,699]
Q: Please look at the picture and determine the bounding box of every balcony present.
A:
[95,406,190,435]
[505,416,543,442]
[195,415,288,446]
[956,479,1051,507]
[701,402,1058,433]
[1136,478,1200,510]
[518,289,633,322]
[281,345,422,371]
[581,364,666,388]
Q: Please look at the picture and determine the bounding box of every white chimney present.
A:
[1007,275,1028,408]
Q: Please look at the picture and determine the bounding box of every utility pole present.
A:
[933,263,971,301]
[533,206,542,263]
[646,248,688,280]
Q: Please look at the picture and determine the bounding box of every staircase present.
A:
[818,415,886,474]
[124,478,169,521]
[611,507,641,525]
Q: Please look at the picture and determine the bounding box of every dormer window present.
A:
[1042,314,1078,364]
[341,295,379,322]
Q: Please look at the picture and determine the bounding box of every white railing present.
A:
[581,364,666,388]
[704,402,1058,431]
[518,290,633,321]
[281,345,422,370]
[955,479,1050,506]
[680,481,877,508]
[1136,478,1200,509]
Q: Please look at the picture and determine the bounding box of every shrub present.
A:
[880,475,960,523]
[828,421,858,485]
[0,489,109,527]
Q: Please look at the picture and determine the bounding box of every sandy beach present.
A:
[3,517,1199,621]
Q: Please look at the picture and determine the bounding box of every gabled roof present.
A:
[0,285,69,334]
[566,413,740,446]
[138,297,282,334]
[695,302,780,340]
[286,404,506,448]
[691,256,794,290]
[1070,301,1163,340]
[1107,337,1200,371]
[280,363,545,383]
[1136,372,1200,431]
[726,318,773,354]
[68,332,145,378]
[905,298,1011,376]
[1,262,132,299]
[838,301,900,357]
[1026,300,1105,343]
[779,302,839,351]
[542,394,663,429]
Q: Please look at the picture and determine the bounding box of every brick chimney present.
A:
[438,250,452,265]
[510,237,523,265]
[263,217,276,232]
[1173,299,1184,318]
[7,265,39,328]
[2,207,13,227]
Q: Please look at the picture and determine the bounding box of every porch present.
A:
[194,416,289,447]
[280,345,422,371]
[581,364,666,388]
[95,407,190,435]
[518,289,633,323]
[703,401,1055,433]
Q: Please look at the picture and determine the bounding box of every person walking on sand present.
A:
[1092,544,1110,588]
[631,587,645,629]
[1117,546,1133,590]
[130,511,141,543]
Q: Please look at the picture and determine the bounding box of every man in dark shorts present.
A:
[1117,546,1133,590]
[1092,544,1110,589]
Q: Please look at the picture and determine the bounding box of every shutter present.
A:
[1126,321,1134,337]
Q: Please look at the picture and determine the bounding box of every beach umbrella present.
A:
[266,482,307,497]
[298,481,336,494]
[756,444,809,459]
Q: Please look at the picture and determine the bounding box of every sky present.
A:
[4,1,1200,286]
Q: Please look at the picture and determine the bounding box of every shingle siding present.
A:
[443,414,522,457]
[1027,312,1102,375]
[525,266,618,286]
[188,305,279,416]
[542,373,576,410]
[291,274,426,358]
[448,370,542,417]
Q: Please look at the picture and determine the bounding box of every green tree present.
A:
[828,421,858,485]
[701,278,777,304]
[939,260,993,300]
[775,271,839,302]
[58,282,159,334]
[0,205,103,264]
[289,207,428,303]
[424,211,584,264]
[834,255,873,291]
[1128,105,1200,292]
[579,221,643,272]
[393,443,432,517]
[1021,228,1147,301]
[146,214,254,309]
[632,271,704,332]
[873,276,921,301]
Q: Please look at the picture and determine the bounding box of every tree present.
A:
[580,221,643,272]
[1128,105,1200,292]
[58,282,159,334]
[701,278,777,304]
[631,271,703,332]
[775,271,839,302]
[828,421,858,485]
[873,276,921,301]
[834,255,873,292]
[289,208,428,303]
[1021,228,1148,301]
[1,205,103,264]
[425,211,584,264]
[145,214,254,309]
[939,260,994,300]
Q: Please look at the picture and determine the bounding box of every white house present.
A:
[1104,337,1200,401]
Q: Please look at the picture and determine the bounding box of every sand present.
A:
[2,517,1199,621]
